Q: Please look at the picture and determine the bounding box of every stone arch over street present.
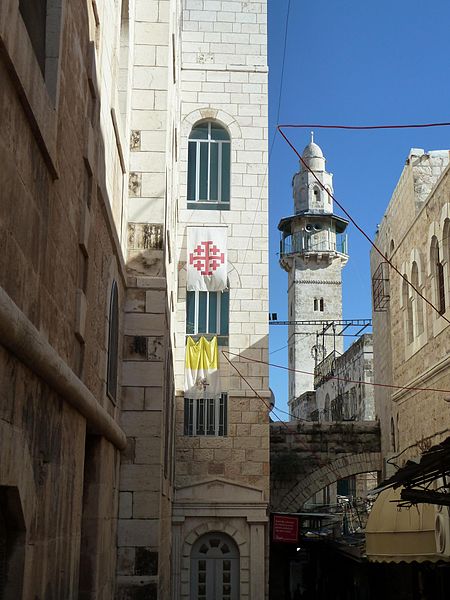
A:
[276,451,382,511]
[270,421,382,512]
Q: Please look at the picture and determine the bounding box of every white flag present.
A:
[187,227,227,292]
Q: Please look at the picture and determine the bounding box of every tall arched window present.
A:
[411,261,424,336]
[443,219,450,307]
[107,281,119,401]
[402,277,413,344]
[187,122,231,210]
[431,236,446,315]
[323,393,330,422]
[190,533,239,600]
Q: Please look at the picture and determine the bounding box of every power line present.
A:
[275,0,292,127]
[223,350,450,395]
[279,121,450,130]
[277,124,450,326]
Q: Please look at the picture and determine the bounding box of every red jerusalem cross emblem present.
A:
[189,241,225,276]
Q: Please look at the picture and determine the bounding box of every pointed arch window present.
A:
[107,281,119,401]
[431,236,446,315]
[402,277,414,344]
[187,122,231,210]
[411,261,424,336]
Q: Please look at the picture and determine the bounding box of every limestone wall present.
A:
[0,0,128,596]
[371,149,450,473]
[174,0,270,494]
[173,1,270,598]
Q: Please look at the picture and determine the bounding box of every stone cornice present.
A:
[392,353,450,403]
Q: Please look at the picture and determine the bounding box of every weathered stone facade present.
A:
[0,0,128,597]
[270,421,381,511]
[315,334,374,422]
[371,148,450,477]
[172,1,270,598]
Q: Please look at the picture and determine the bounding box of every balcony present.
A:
[280,232,348,257]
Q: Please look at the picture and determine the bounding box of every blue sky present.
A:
[267,0,450,419]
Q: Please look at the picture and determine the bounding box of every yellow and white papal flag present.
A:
[185,336,221,399]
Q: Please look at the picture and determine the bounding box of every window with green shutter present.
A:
[187,122,231,210]
[186,290,229,346]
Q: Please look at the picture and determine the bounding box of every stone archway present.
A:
[276,451,382,512]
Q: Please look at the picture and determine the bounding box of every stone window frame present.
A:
[401,273,414,351]
[18,0,64,104]
[181,108,242,213]
[180,523,248,600]
[187,121,231,211]
[185,289,230,347]
[400,250,427,359]
[106,280,119,402]
[0,0,64,177]
[427,213,450,337]
[183,394,228,437]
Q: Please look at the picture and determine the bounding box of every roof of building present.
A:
[278,211,349,234]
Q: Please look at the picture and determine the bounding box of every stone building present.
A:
[314,334,374,423]
[370,148,450,476]
[171,1,270,597]
[367,149,450,565]
[1,1,269,599]
[0,0,129,597]
[278,138,349,420]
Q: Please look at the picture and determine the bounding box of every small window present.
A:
[314,299,318,311]
[187,122,231,210]
[107,281,119,401]
[186,290,229,345]
[320,298,324,312]
[19,0,63,101]
[431,237,446,315]
[402,277,414,344]
[184,394,228,436]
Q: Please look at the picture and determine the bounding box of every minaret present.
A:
[278,135,349,419]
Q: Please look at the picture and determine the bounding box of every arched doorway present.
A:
[190,532,239,599]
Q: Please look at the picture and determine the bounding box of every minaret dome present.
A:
[301,132,325,172]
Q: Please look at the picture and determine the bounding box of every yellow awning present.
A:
[366,486,448,563]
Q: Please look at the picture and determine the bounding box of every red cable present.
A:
[277,125,450,326]
[279,122,450,130]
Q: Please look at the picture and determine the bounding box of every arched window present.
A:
[190,533,239,600]
[389,239,395,257]
[402,276,413,344]
[443,219,450,306]
[313,186,321,203]
[411,261,424,336]
[187,121,231,210]
[431,236,446,315]
[107,281,119,401]
[324,394,330,422]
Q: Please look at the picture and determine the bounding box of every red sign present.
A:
[273,515,299,543]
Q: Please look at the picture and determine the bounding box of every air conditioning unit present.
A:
[435,478,450,556]
[435,508,450,556]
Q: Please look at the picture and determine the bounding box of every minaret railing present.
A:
[280,233,348,257]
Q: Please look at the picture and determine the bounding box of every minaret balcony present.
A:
[280,232,348,257]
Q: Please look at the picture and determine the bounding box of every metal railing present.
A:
[280,233,348,257]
